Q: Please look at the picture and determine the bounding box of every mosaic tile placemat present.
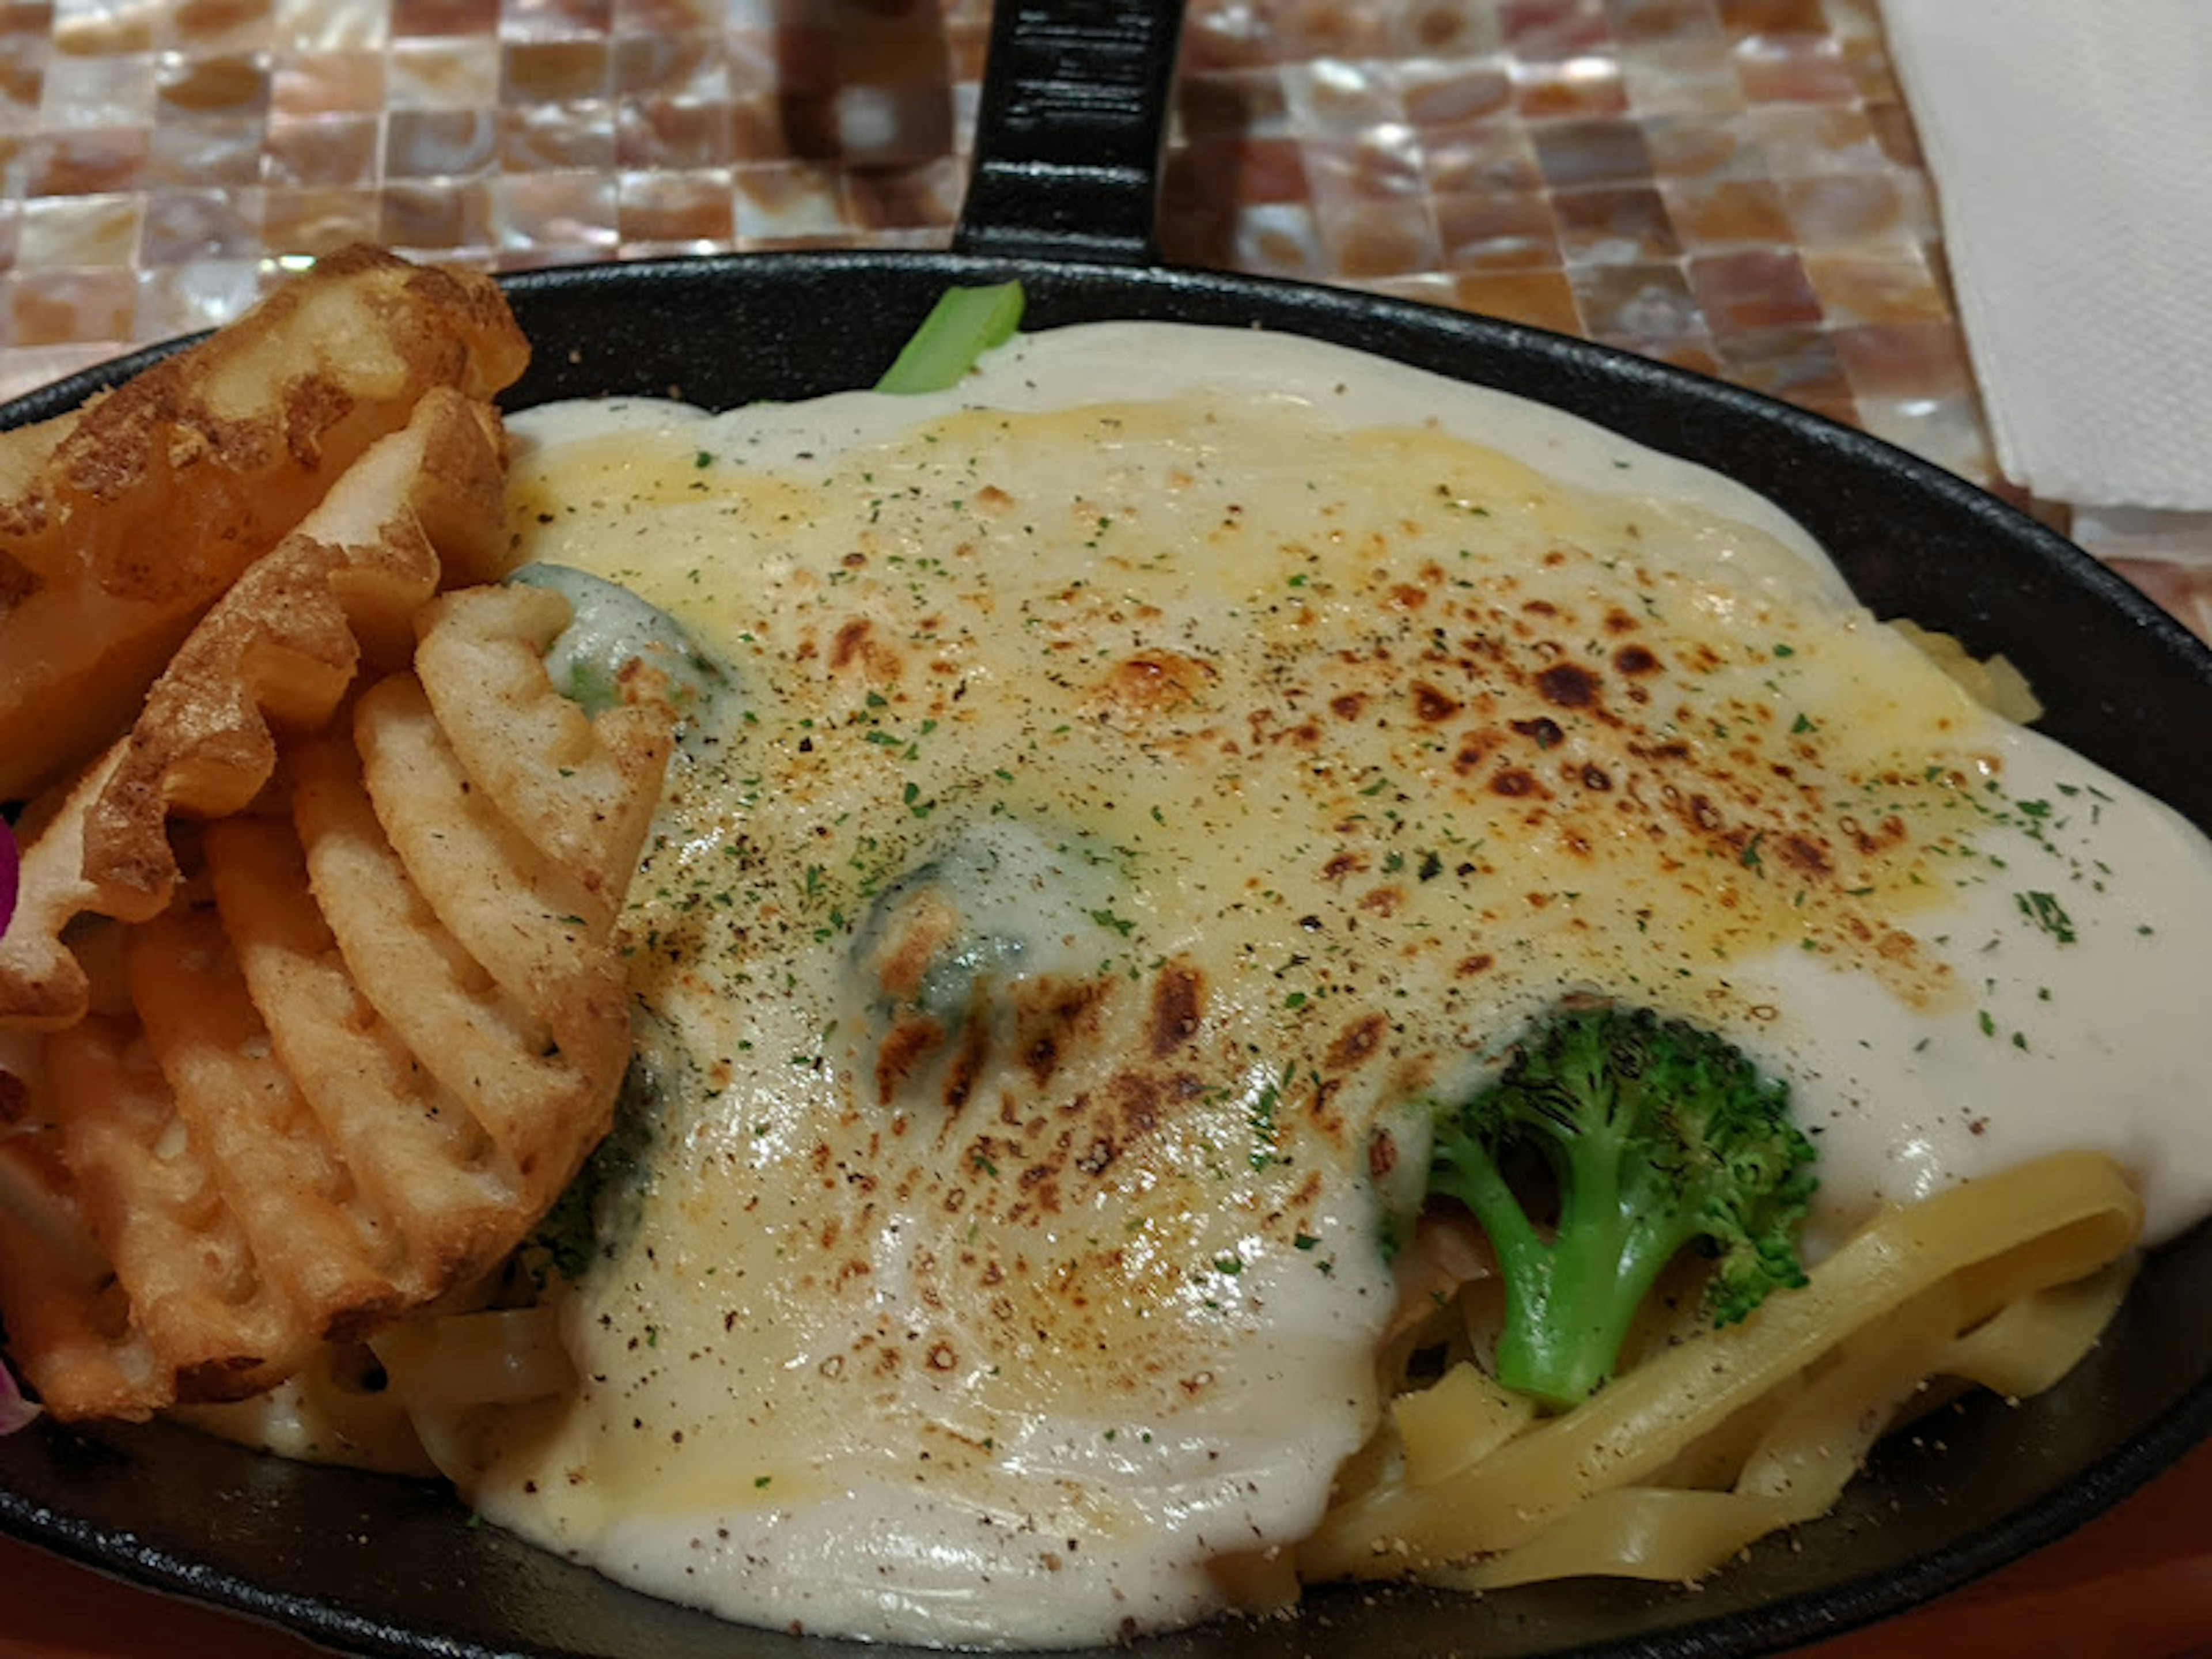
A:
[1,0,2205,634]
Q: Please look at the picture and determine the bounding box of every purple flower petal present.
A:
[0,1356,37,1435]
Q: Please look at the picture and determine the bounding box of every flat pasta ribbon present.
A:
[1301,1150,2142,1587]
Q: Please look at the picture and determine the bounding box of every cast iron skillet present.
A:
[5,3,2212,1655]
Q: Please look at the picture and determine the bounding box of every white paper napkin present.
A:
[1880,0,2212,509]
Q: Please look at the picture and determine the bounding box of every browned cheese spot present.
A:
[1325,1013,1388,1072]
[1535,661,1601,709]
[1411,681,1461,724]
[1013,978,1111,1086]
[830,616,903,685]
[1085,650,1219,728]
[876,1016,945,1104]
[1147,961,1204,1057]
[1490,767,1543,798]
[941,1018,991,1115]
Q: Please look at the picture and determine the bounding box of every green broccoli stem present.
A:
[873,282,1026,395]
[1461,1115,1700,1412]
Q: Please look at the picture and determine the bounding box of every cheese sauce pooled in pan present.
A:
[459,325,2212,1649]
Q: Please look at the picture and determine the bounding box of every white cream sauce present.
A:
[462,324,2212,1649]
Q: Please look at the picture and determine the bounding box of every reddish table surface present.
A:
[3,1437,2211,1658]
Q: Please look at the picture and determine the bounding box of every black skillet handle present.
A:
[952,0,1188,266]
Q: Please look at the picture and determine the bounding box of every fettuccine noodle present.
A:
[1301,1150,2140,1589]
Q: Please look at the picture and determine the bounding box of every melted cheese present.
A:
[463,324,2212,1649]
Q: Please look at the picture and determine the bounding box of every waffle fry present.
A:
[127,901,413,1345]
[46,1012,310,1406]
[287,733,581,1186]
[0,602,666,1419]
[0,747,153,1032]
[351,672,635,1181]
[0,387,505,1030]
[411,583,672,908]
[0,250,670,1425]
[0,1107,165,1421]
[290,728,623,1209]
[203,813,523,1279]
[0,247,528,801]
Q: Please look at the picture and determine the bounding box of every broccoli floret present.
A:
[1427,1003,1817,1411]
[507,562,730,724]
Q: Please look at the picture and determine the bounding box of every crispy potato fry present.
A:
[0,251,673,1426]
[412,583,672,907]
[2,625,666,1419]
[0,387,507,1029]
[352,672,634,1177]
[204,813,522,1283]
[126,900,412,1344]
[0,746,156,1031]
[0,1114,167,1421]
[0,247,528,800]
[287,733,571,1156]
[0,1216,162,1418]
[287,731,613,1204]
[46,1012,311,1406]
[7,681,661,1417]
[81,388,506,873]
[4,657,664,1420]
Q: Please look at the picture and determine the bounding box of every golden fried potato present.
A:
[46,1010,313,1407]
[350,671,635,1196]
[0,387,506,1030]
[0,745,154,1031]
[1,602,668,1421]
[128,901,418,1339]
[411,583,672,908]
[289,730,617,1206]
[0,249,676,1427]
[0,1080,168,1420]
[204,813,522,1280]
[0,246,528,801]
